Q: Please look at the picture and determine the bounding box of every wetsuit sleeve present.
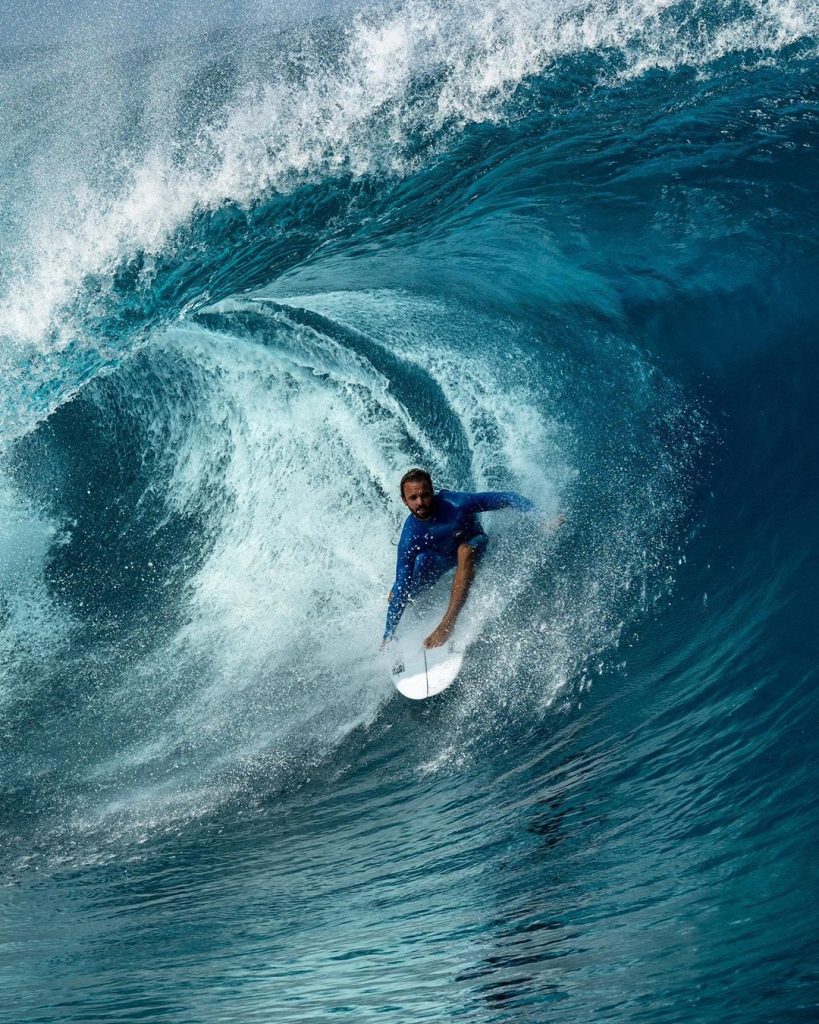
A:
[384,528,414,641]
[461,491,536,514]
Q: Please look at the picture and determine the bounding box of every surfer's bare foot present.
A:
[424,622,453,648]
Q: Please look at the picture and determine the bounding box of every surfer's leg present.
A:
[423,539,484,648]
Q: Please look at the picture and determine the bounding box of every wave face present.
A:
[1,1,818,1021]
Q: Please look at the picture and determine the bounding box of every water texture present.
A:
[1,0,818,1020]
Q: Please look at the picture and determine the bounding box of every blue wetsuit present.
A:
[384,489,535,641]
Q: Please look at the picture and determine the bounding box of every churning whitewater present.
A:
[1,0,818,1021]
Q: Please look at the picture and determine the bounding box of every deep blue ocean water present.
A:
[1,1,818,1020]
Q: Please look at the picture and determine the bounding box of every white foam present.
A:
[48,288,578,834]
[77,318,411,810]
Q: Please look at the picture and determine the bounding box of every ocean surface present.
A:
[1,0,818,1020]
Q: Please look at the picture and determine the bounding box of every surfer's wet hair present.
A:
[400,468,432,497]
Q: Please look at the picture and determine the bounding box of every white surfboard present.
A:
[387,580,477,699]
[390,637,465,699]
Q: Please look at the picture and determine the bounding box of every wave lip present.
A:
[1,0,816,372]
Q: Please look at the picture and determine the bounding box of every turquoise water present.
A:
[1,1,818,1020]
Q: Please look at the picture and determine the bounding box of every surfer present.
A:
[383,469,558,649]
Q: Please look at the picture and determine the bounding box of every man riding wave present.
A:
[383,468,557,649]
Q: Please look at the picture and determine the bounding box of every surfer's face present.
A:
[402,480,434,520]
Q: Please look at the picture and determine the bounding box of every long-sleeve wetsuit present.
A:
[383,489,535,641]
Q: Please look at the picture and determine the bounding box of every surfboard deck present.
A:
[390,638,464,699]
[387,580,475,699]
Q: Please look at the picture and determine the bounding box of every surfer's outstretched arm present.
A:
[462,490,537,514]
[463,490,565,535]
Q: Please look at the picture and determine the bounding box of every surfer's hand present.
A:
[541,512,565,537]
[424,622,453,648]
